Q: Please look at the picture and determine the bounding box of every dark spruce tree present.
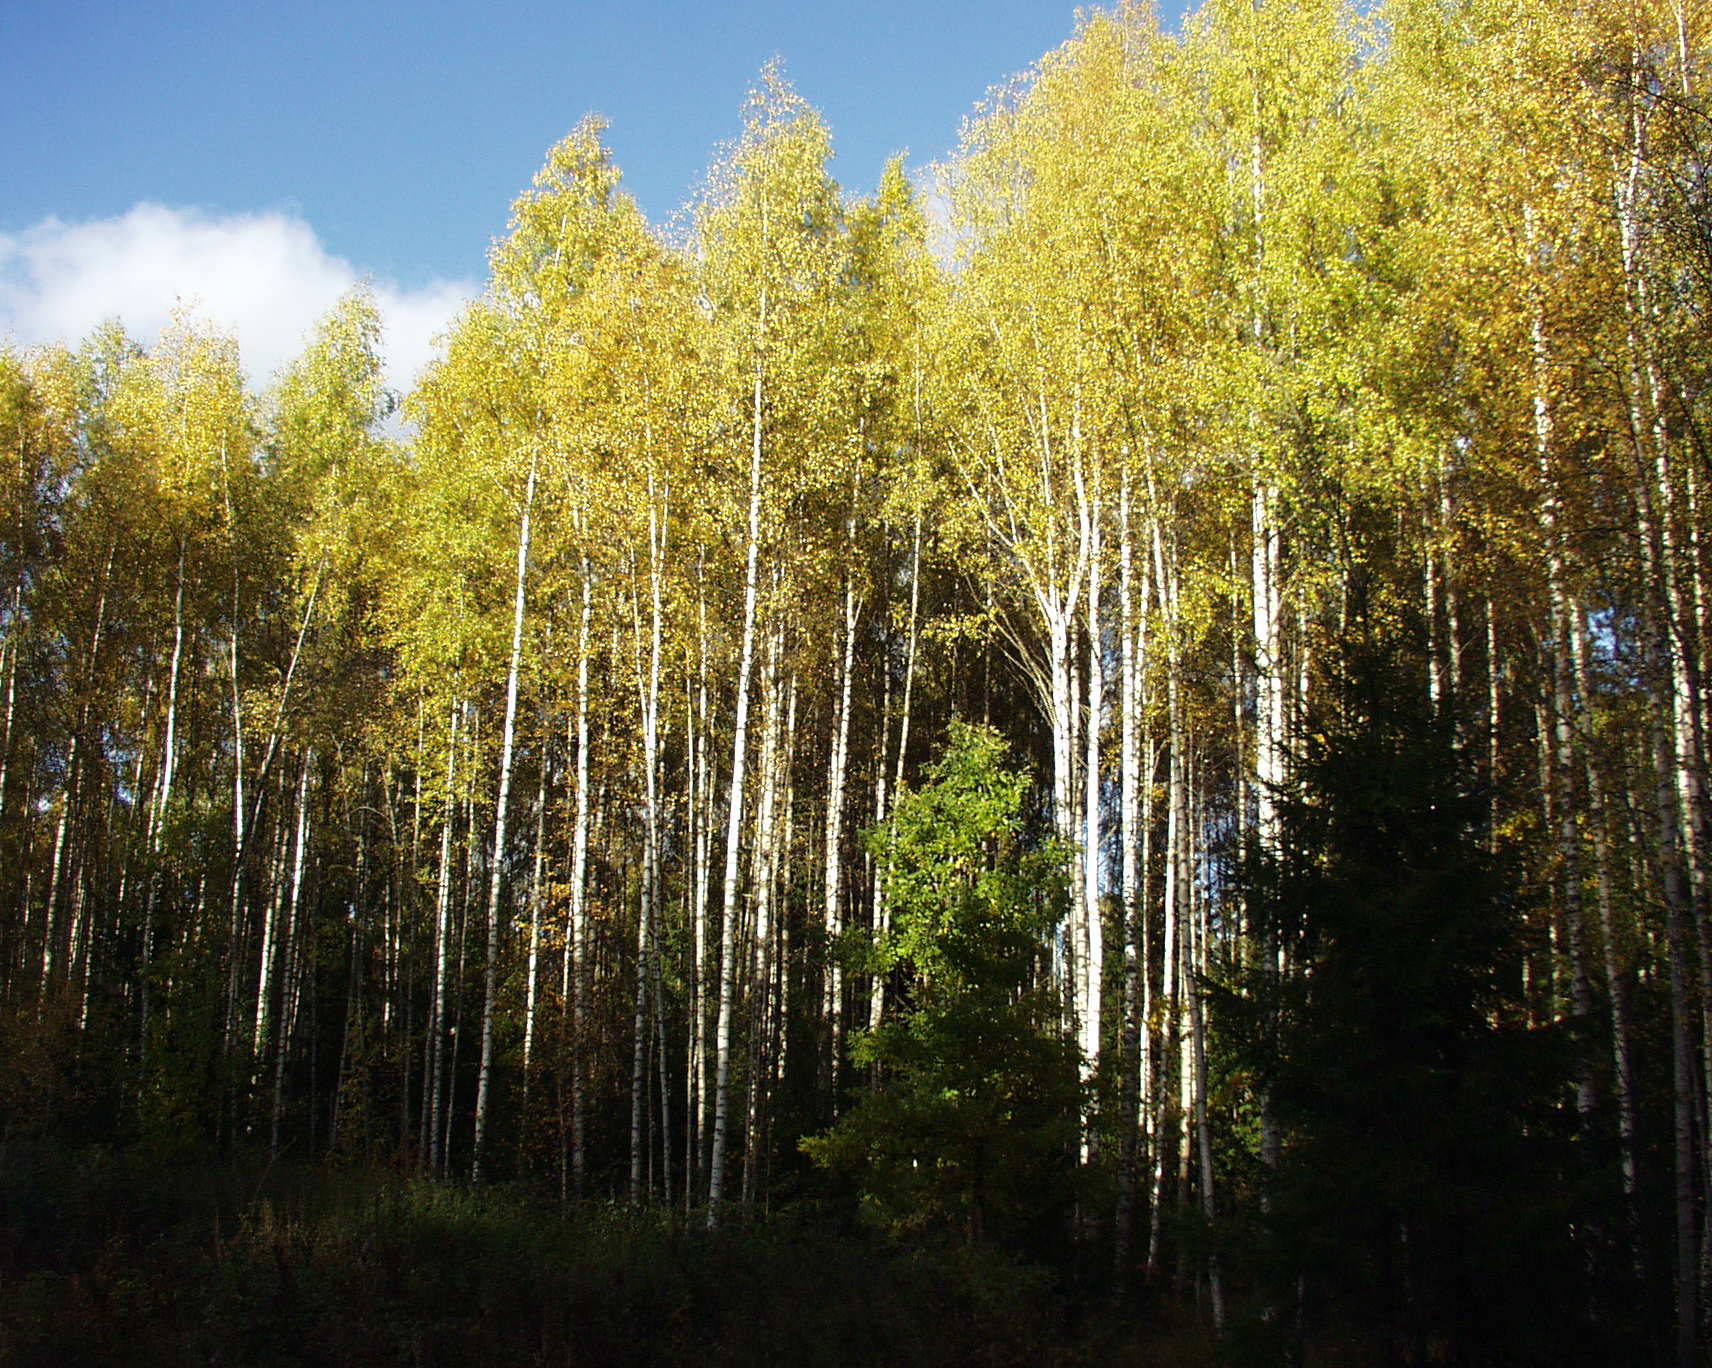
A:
[1219,614,1596,1366]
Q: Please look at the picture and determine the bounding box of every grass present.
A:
[0,1142,1212,1367]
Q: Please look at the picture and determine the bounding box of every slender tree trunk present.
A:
[567,553,593,1199]
[270,765,310,1159]
[744,623,783,1208]
[870,513,921,1036]
[709,314,768,1225]
[688,558,712,1202]
[1081,484,1105,1150]
[44,542,114,1004]
[776,672,799,1112]
[333,790,370,1154]
[1617,128,1707,1355]
[425,699,458,1173]
[445,754,479,1175]
[1189,847,1224,1331]
[1528,256,1598,1116]
[1569,599,1642,1255]
[1174,752,1195,1295]
[1250,481,1285,832]
[41,733,77,999]
[251,772,289,1061]
[1115,472,1149,1273]
[1487,602,1502,850]
[521,728,549,1109]
[473,452,537,1183]
[253,754,304,1126]
[0,582,21,824]
[222,571,248,1070]
[140,543,188,1077]
[1147,517,1182,1280]
[631,768,650,1207]
[1655,693,1702,1368]
[402,708,426,1157]
[1438,462,1464,701]
[631,469,671,1203]
[1049,602,1077,1019]
[652,861,674,1209]
[823,502,860,1104]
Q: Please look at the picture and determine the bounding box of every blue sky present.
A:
[2,1,1186,390]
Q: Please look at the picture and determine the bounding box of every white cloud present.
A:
[0,203,475,402]
[919,179,959,270]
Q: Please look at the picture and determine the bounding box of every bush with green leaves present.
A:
[803,721,1079,1249]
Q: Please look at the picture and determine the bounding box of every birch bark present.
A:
[472,450,537,1182]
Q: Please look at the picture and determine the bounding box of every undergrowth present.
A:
[0,1141,1210,1367]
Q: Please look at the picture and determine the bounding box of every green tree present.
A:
[803,721,1077,1249]
[1222,608,1588,1365]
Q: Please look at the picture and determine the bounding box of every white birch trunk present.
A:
[869,513,921,1035]
[1115,471,1152,1268]
[743,624,783,1206]
[1082,490,1105,1116]
[709,309,767,1224]
[269,763,311,1159]
[0,581,20,824]
[689,558,712,1199]
[1250,482,1283,849]
[1569,600,1642,1240]
[472,451,537,1183]
[631,473,668,1203]
[567,553,593,1198]
[1526,270,1597,1111]
[426,700,458,1172]
[1145,512,1182,1279]
[823,504,859,1099]
[1616,108,1702,1358]
[1188,854,1225,1330]
[254,753,309,1062]
[521,734,549,1100]
[139,544,187,1068]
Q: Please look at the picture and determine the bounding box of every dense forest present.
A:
[3,0,1710,1362]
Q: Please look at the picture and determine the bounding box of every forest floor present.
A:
[0,1143,1215,1367]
